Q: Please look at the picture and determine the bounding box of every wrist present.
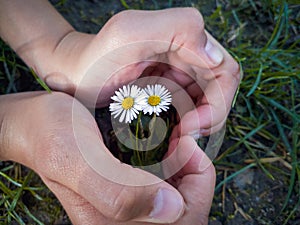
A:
[20,31,95,96]
[0,92,82,170]
[0,92,48,165]
[0,0,96,96]
[0,94,27,162]
[16,29,75,79]
[0,0,74,78]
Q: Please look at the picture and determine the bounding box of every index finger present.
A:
[163,136,216,225]
[180,31,241,136]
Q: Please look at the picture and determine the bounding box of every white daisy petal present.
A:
[125,110,129,123]
[111,96,119,102]
[116,91,124,102]
[113,108,124,117]
[119,109,126,123]
[142,84,172,116]
[109,84,147,123]
[149,107,154,115]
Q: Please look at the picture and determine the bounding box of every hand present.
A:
[1,3,240,138]
[0,91,215,225]
[38,8,240,136]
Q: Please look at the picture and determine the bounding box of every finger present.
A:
[89,7,223,79]
[163,136,216,224]
[44,177,168,225]
[176,138,216,224]
[75,159,185,224]
[164,136,213,179]
[94,8,216,66]
[35,98,185,224]
[76,8,225,107]
[179,32,241,135]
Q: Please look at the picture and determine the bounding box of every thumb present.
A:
[74,157,186,224]
[46,99,185,224]
[73,137,185,223]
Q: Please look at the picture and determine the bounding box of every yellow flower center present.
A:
[122,97,134,110]
[148,95,161,106]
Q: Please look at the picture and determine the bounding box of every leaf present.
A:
[30,68,52,93]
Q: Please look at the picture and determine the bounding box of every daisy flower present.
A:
[109,85,146,123]
[143,84,172,116]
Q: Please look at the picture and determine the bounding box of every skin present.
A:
[0,1,240,224]
[0,92,215,225]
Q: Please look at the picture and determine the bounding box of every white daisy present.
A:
[142,84,172,116]
[109,85,146,123]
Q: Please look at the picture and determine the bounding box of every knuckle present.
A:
[99,10,135,42]
[184,8,205,30]
[105,10,133,30]
[207,163,216,178]
[109,11,125,25]
[232,60,241,81]
[201,160,216,178]
[109,187,142,222]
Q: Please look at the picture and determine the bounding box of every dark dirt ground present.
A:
[0,0,299,224]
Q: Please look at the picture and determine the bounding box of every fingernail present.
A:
[204,40,224,65]
[150,188,184,223]
[200,128,210,136]
[188,130,203,140]
[188,129,211,139]
[136,188,184,223]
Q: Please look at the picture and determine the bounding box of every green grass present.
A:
[1,0,299,224]
[206,0,300,223]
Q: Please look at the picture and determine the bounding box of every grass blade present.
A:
[215,163,256,191]
[246,62,263,97]
[30,68,52,93]
[260,95,300,121]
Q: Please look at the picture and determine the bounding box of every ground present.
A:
[0,0,299,224]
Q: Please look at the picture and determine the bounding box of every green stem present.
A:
[135,112,143,166]
[145,114,156,160]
